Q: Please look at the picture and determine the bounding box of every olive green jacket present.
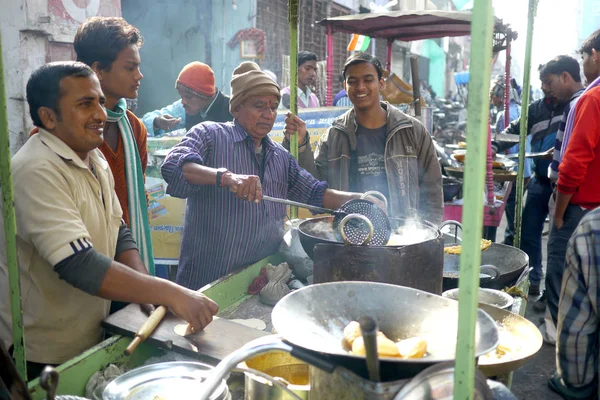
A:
[284,102,443,225]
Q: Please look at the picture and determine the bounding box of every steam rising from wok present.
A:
[303,216,437,246]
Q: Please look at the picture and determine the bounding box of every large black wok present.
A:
[271,281,499,380]
[442,243,529,291]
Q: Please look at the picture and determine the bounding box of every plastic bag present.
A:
[279,220,313,281]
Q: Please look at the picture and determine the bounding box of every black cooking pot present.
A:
[299,217,444,294]
[442,176,462,202]
[442,242,529,291]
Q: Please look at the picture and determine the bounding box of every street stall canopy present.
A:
[318,10,501,42]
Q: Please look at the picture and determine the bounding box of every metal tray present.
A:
[445,167,517,182]
[103,361,230,400]
[506,151,550,159]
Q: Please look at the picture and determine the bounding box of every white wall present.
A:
[1,0,121,154]
[2,0,29,154]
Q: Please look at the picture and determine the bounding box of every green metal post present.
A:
[513,0,538,248]
[453,0,494,398]
[0,31,27,380]
[288,0,299,219]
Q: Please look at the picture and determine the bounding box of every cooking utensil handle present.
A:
[339,214,374,245]
[198,336,315,400]
[40,367,58,400]
[361,191,388,211]
[439,220,462,244]
[480,265,500,280]
[232,367,304,400]
[124,305,167,355]
[289,347,337,374]
[515,266,533,287]
[262,195,333,215]
[359,316,381,382]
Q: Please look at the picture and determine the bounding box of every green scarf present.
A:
[106,99,155,275]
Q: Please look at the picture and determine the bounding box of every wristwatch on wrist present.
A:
[216,168,229,187]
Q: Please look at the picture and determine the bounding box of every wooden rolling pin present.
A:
[124,305,168,355]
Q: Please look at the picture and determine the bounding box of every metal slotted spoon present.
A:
[262,195,391,245]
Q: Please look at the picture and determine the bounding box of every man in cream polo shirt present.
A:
[0,62,218,378]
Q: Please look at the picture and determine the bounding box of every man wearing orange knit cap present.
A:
[142,61,232,136]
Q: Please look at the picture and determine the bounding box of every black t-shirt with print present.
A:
[353,124,390,202]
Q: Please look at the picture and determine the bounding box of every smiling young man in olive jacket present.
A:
[283,52,443,225]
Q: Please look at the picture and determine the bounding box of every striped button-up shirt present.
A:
[556,206,600,399]
[161,121,327,289]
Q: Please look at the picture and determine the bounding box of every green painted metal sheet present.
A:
[453,0,494,398]
[514,0,538,248]
[0,25,27,381]
[288,0,299,220]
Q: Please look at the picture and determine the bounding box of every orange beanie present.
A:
[176,62,216,99]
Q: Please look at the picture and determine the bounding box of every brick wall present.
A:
[257,0,399,105]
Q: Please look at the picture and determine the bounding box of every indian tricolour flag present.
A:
[347,34,371,52]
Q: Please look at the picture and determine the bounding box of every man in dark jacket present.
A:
[492,65,567,296]
[142,62,232,136]
[283,52,443,225]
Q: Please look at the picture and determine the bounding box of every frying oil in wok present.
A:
[263,364,310,385]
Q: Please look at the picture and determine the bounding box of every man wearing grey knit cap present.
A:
[162,61,367,289]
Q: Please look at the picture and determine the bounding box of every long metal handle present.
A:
[410,56,422,117]
[359,316,380,382]
[233,367,303,400]
[262,195,334,215]
[198,336,294,400]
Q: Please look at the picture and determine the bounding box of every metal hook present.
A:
[360,191,389,211]
[439,220,462,244]
[40,366,59,400]
[339,213,374,246]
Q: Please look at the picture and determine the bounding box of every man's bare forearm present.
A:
[97,261,183,307]
[322,189,361,210]
[182,162,219,186]
[116,248,148,275]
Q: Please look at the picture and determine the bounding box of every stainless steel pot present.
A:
[241,351,309,400]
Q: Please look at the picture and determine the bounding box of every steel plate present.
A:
[102,361,229,400]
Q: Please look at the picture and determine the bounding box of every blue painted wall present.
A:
[421,40,447,98]
[210,0,256,97]
[122,0,254,116]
